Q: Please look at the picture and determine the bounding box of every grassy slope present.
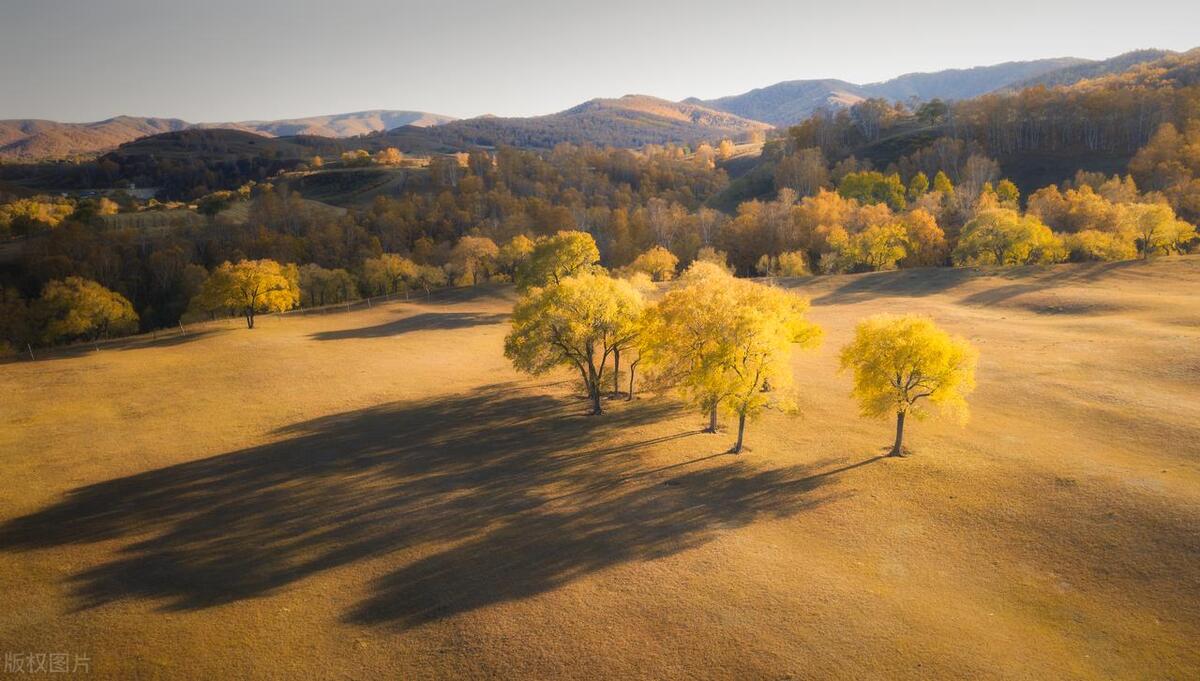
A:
[1,259,1198,679]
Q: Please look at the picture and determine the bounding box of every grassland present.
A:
[1,258,1198,679]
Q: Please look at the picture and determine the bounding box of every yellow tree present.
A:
[628,245,679,281]
[448,236,499,286]
[38,277,139,343]
[644,262,821,452]
[1127,203,1195,258]
[505,271,644,415]
[191,259,299,329]
[362,253,418,295]
[498,234,536,278]
[952,209,1066,266]
[839,315,977,457]
[514,230,601,291]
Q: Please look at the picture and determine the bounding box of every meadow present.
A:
[1,258,1198,679]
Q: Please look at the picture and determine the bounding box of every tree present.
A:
[1127,203,1195,258]
[932,171,954,196]
[627,246,679,281]
[643,263,821,452]
[907,172,929,200]
[412,265,448,298]
[504,271,644,415]
[190,259,299,329]
[375,147,404,166]
[952,209,1066,267]
[756,251,810,277]
[514,230,601,291]
[825,223,908,272]
[448,236,499,286]
[38,277,139,344]
[362,253,418,295]
[838,171,907,211]
[775,148,829,198]
[498,234,536,278]
[839,315,977,456]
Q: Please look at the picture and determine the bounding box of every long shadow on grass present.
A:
[310,311,509,341]
[0,383,850,624]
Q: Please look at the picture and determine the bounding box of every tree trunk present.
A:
[706,406,719,433]
[246,309,255,329]
[732,411,747,453]
[627,360,637,401]
[612,348,621,397]
[890,410,906,456]
[590,384,603,415]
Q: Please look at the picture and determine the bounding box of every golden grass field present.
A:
[2,258,1199,679]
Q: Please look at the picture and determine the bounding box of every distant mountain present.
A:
[372,95,772,152]
[861,58,1087,101]
[0,110,454,160]
[1006,49,1174,90]
[694,55,1162,127]
[0,116,191,159]
[197,110,456,138]
[690,80,867,128]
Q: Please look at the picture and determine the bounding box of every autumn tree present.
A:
[1128,203,1195,258]
[448,236,499,286]
[375,147,404,166]
[504,271,643,415]
[643,263,821,452]
[839,315,977,456]
[412,265,448,298]
[362,253,418,295]
[627,245,679,281]
[498,234,536,278]
[952,209,1066,266]
[514,230,601,291]
[190,259,299,329]
[38,277,139,344]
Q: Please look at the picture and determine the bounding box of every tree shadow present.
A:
[955,260,1144,309]
[3,329,223,365]
[310,311,509,341]
[806,267,981,306]
[0,384,861,625]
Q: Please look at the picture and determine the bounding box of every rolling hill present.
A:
[695,52,1175,127]
[371,95,772,152]
[0,110,455,160]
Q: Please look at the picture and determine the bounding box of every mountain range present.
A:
[0,110,454,160]
[0,48,1178,160]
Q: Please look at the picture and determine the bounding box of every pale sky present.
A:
[2,0,1197,123]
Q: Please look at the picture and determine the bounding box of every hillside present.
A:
[0,116,191,159]
[375,95,772,152]
[196,109,456,138]
[0,110,454,160]
[2,258,1198,678]
[696,54,1164,128]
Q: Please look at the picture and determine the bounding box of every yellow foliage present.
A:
[38,277,139,343]
[628,246,679,281]
[839,314,977,454]
[505,271,644,414]
[643,263,821,452]
[189,259,299,328]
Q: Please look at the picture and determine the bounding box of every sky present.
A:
[2,0,1199,123]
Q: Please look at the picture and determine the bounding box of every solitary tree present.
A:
[514,230,601,291]
[505,271,643,415]
[839,315,977,457]
[38,277,139,343]
[191,259,299,329]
